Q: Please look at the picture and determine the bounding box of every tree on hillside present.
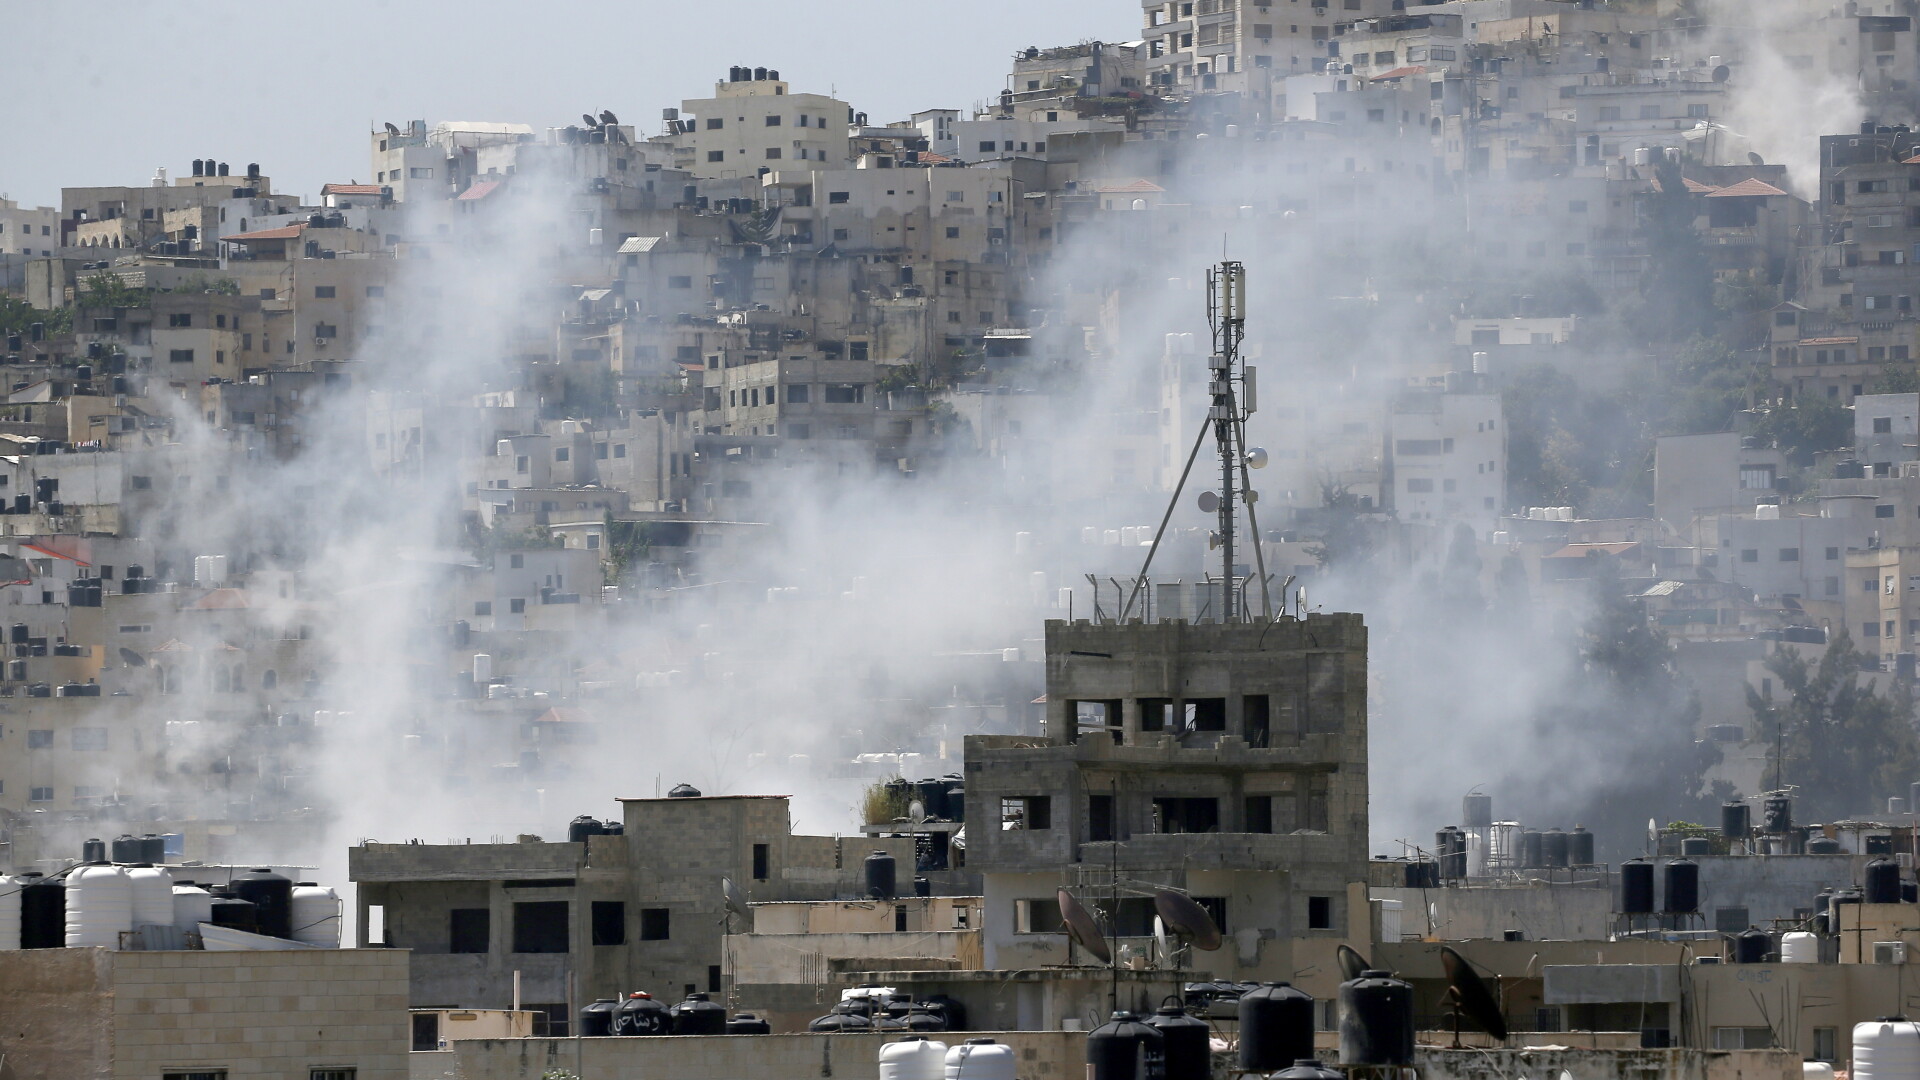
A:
[1748,632,1920,821]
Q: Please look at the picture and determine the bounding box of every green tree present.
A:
[1748,396,1853,468]
[0,295,72,338]
[1305,480,1380,574]
[77,273,151,309]
[1871,364,1920,395]
[1748,632,1920,821]
[1634,157,1715,345]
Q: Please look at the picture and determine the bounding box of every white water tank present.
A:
[290,883,342,947]
[473,653,492,683]
[171,882,213,934]
[1807,1063,1838,1080]
[1855,1019,1920,1080]
[945,1039,1016,1080]
[880,1037,949,1080]
[0,875,20,949]
[125,864,172,928]
[65,864,132,948]
[1782,931,1819,963]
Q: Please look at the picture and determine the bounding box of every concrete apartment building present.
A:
[0,948,409,1080]
[349,793,915,1032]
[671,70,853,180]
[1387,382,1505,539]
[0,197,60,258]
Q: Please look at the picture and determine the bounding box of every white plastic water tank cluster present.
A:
[171,882,213,934]
[0,875,21,949]
[1756,503,1782,521]
[65,864,133,948]
[291,883,342,947]
[944,1039,1015,1080]
[1855,1018,1920,1080]
[126,864,171,928]
[1782,931,1819,963]
[879,1037,948,1080]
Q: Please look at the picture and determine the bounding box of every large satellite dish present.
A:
[1057,888,1112,964]
[1153,889,1222,951]
[1337,943,1372,981]
[722,877,748,919]
[1440,945,1508,1041]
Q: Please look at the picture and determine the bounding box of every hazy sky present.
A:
[2,1,1136,209]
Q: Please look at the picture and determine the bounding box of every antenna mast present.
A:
[1208,262,1248,621]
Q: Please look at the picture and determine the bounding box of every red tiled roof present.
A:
[458,180,502,201]
[1707,177,1788,198]
[223,224,306,242]
[1654,175,1717,194]
[1094,179,1165,193]
[1799,336,1859,346]
[190,588,249,610]
[321,183,383,196]
[1370,65,1428,80]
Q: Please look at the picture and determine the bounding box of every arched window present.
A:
[261,669,277,690]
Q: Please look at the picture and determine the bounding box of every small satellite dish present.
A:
[722,877,749,919]
[1440,945,1509,1041]
[1749,151,1766,167]
[909,799,927,825]
[1058,888,1112,964]
[1198,490,1219,514]
[582,113,601,128]
[1153,889,1223,951]
[1337,943,1372,981]
[384,122,401,137]
[600,109,619,125]
[119,647,146,667]
[1245,447,1269,470]
[1712,64,1731,83]
[1154,915,1172,965]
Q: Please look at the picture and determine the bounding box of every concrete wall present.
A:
[1419,1047,1797,1080]
[0,946,409,1080]
[446,1031,1087,1080]
[1374,881,1615,941]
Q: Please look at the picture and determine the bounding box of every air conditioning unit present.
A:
[1874,941,1907,964]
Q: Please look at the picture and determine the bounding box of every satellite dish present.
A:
[1058,888,1112,964]
[1154,914,1172,965]
[722,877,749,919]
[1749,151,1766,167]
[909,799,926,824]
[583,113,602,128]
[1245,447,1269,470]
[1197,490,1219,514]
[1712,64,1731,83]
[601,109,619,125]
[119,647,146,667]
[384,122,401,137]
[1337,943,1371,981]
[1153,889,1223,951]
[1440,945,1509,1041]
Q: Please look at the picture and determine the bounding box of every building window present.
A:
[1308,895,1333,930]
[668,275,693,288]
[592,901,626,946]
[1878,504,1897,518]
[765,114,783,126]
[311,1070,357,1080]
[511,901,569,953]
[753,843,770,880]
[640,907,671,940]
[1001,795,1052,830]
[1813,1028,1839,1062]
[1152,797,1220,834]
[314,285,336,299]
[764,148,781,159]
[163,1073,229,1080]
[168,313,193,328]
[449,908,490,953]
[787,384,809,404]
[169,349,195,363]
[509,598,526,614]
[1014,896,1064,933]
[72,727,108,750]
[28,786,52,802]
[1713,1028,1775,1050]
[1246,795,1274,833]
[706,118,724,129]
[27,729,52,748]
[474,601,492,617]
[1779,548,1799,562]
[707,150,726,162]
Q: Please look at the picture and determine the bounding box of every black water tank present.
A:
[1542,828,1570,868]
[615,993,669,1035]
[808,1011,873,1032]
[1808,836,1843,854]
[1621,859,1655,914]
[19,874,63,948]
[1722,802,1751,839]
[865,850,897,899]
[1866,858,1902,904]
[1146,1004,1209,1080]
[140,835,165,863]
[1274,1062,1345,1080]
[568,815,604,844]
[233,868,293,938]
[1087,1011,1165,1080]
[1680,836,1713,857]
[1763,795,1792,833]
[578,998,619,1037]
[1570,826,1596,867]
[1404,859,1439,888]
[110,834,142,862]
[1664,859,1699,914]
[1832,888,1864,926]
[1519,829,1543,868]
[670,993,727,1035]
[725,1013,772,1034]
[667,783,701,798]
[1904,880,1918,904]
[903,1005,946,1032]
[1734,928,1771,963]
[209,895,257,933]
[1239,981,1315,1071]
[81,838,105,863]
[1339,971,1414,1067]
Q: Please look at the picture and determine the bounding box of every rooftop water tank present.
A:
[880,1036,949,1080]
[291,883,341,947]
[65,864,133,949]
[946,1038,1017,1080]
[234,868,293,938]
[19,874,63,948]
[579,998,619,1037]
[1339,971,1414,1067]
[125,864,172,928]
[667,783,701,798]
[0,875,20,949]
[1087,1012,1165,1080]
[1239,982,1315,1072]
[171,882,213,935]
[1782,931,1819,964]
[866,850,897,899]
[1854,1018,1920,1080]
[670,992,727,1035]
[1145,1003,1210,1080]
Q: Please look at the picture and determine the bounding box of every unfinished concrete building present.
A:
[349,793,912,1034]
